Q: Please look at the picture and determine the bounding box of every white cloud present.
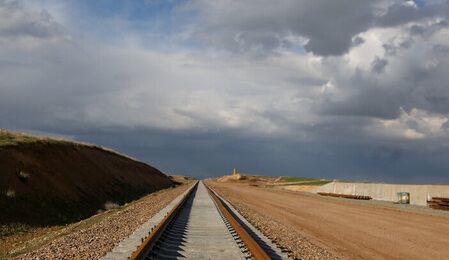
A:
[367,108,448,140]
[2,0,449,182]
[404,1,418,8]
[2,0,449,135]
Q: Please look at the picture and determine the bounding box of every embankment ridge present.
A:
[0,131,175,226]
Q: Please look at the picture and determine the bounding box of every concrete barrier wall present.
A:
[312,182,449,206]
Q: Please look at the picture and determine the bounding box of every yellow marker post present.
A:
[233,168,237,175]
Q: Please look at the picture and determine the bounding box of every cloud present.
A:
[0,1,68,51]
[375,1,422,27]
[186,0,449,58]
[316,17,449,119]
[2,0,449,183]
[374,144,403,161]
[366,108,448,140]
[371,57,388,74]
[186,0,379,57]
[0,1,321,138]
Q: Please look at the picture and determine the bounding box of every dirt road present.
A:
[208,182,449,259]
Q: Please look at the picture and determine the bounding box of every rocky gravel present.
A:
[230,200,336,260]
[13,179,445,259]
[12,183,193,260]
[207,182,336,260]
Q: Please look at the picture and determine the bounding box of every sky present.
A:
[1,0,449,183]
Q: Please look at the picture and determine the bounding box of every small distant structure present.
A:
[233,168,237,175]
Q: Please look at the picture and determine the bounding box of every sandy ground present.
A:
[276,185,318,192]
[210,182,449,260]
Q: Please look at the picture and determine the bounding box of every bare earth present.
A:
[208,181,449,260]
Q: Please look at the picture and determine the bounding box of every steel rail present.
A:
[128,181,198,260]
[205,184,271,260]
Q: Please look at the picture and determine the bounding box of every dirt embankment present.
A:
[0,138,175,226]
[215,173,278,184]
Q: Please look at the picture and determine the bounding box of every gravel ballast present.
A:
[11,183,193,260]
[206,181,336,260]
[11,179,448,259]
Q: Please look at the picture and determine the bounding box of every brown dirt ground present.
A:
[214,173,278,184]
[210,181,449,260]
[276,185,318,192]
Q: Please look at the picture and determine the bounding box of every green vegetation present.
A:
[0,208,118,259]
[276,176,332,186]
[0,130,74,147]
[0,223,34,237]
[294,180,332,186]
[0,130,40,146]
[0,130,135,160]
[279,176,318,183]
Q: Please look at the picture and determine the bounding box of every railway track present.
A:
[102,181,289,259]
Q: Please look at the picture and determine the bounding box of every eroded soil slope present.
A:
[0,138,175,226]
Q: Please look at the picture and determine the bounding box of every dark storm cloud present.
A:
[376,2,424,27]
[371,57,388,74]
[372,145,403,162]
[190,0,378,57]
[0,1,63,39]
[376,1,449,27]
[315,10,449,120]
[322,97,402,120]
[443,121,449,130]
[292,0,376,56]
[352,36,366,47]
[319,53,449,119]
[190,0,449,57]
[382,37,414,56]
[2,0,449,184]
[70,125,449,184]
[410,24,427,35]
[0,0,74,127]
